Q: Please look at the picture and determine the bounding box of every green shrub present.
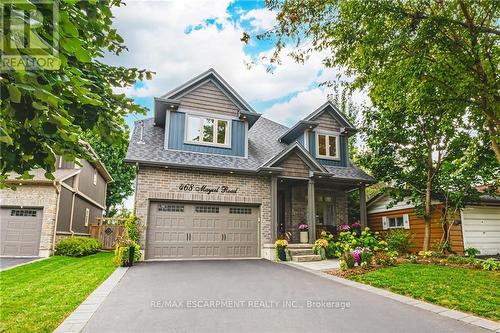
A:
[385,229,414,254]
[374,250,398,266]
[55,237,101,257]
[123,214,141,243]
[481,258,499,271]
[113,239,141,266]
[465,247,481,257]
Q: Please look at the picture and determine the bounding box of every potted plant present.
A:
[298,224,309,243]
[350,222,362,236]
[275,239,288,261]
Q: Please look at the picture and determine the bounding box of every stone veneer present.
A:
[0,184,58,257]
[134,166,272,257]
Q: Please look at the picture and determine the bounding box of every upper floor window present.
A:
[93,170,97,185]
[316,133,339,159]
[185,114,230,147]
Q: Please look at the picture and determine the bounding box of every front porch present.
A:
[268,175,368,257]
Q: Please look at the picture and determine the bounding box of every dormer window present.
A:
[185,114,230,147]
[316,132,339,159]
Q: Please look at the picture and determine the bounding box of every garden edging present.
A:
[284,262,500,332]
[53,266,129,333]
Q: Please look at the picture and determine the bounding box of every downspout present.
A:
[51,180,62,254]
[69,173,79,235]
[134,162,139,215]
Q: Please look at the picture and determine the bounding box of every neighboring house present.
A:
[367,193,500,255]
[0,143,112,257]
[126,68,374,260]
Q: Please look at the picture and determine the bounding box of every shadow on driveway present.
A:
[83,259,488,333]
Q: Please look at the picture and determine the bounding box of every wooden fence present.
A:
[89,217,126,250]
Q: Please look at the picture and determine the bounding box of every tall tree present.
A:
[245,0,500,162]
[1,1,153,187]
[83,130,135,216]
[361,78,497,250]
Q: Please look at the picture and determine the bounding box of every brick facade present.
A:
[0,184,58,257]
[134,166,272,256]
[135,166,352,260]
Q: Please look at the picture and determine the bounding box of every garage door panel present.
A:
[1,208,42,256]
[146,203,258,259]
[462,206,500,255]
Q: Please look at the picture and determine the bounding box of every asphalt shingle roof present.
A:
[126,116,374,182]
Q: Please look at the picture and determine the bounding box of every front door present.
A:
[315,195,335,238]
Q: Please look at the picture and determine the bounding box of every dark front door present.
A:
[315,196,335,238]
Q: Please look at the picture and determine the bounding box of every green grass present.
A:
[350,263,500,321]
[0,252,116,333]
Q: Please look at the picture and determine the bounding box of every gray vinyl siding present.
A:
[63,176,74,187]
[56,186,73,232]
[308,131,348,167]
[167,111,246,157]
[72,197,103,234]
[178,81,240,117]
[77,160,106,206]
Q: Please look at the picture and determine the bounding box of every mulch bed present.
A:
[325,257,493,278]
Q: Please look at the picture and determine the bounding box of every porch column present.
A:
[271,176,278,242]
[307,179,316,242]
[359,184,367,228]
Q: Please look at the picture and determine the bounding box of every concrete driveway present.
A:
[84,260,487,333]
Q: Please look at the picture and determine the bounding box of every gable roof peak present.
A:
[304,100,355,129]
[159,68,256,113]
[261,141,327,173]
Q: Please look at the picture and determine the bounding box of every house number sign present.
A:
[178,183,238,195]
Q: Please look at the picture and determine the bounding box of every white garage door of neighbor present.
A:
[0,208,43,256]
[146,202,259,259]
[462,206,500,256]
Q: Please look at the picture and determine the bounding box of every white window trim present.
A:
[184,113,232,148]
[84,208,90,227]
[315,131,340,160]
[382,214,410,230]
[93,169,97,186]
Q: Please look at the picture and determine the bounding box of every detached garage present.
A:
[462,206,500,256]
[368,193,500,255]
[146,202,259,259]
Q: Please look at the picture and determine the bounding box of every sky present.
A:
[105,0,369,210]
[104,0,369,129]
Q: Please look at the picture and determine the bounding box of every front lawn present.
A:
[349,263,500,321]
[0,252,115,332]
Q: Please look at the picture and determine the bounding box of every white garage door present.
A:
[146,202,259,259]
[462,206,500,256]
[0,208,43,256]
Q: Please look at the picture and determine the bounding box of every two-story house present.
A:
[0,141,112,257]
[126,69,374,260]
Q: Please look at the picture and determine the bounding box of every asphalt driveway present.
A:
[83,260,487,333]
[0,257,39,270]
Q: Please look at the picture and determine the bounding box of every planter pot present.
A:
[299,231,309,244]
[277,247,287,261]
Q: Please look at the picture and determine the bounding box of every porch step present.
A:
[288,248,314,256]
[291,254,322,262]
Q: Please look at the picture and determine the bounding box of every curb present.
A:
[0,257,48,272]
[286,263,500,332]
[53,266,129,333]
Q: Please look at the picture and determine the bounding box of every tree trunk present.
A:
[423,155,433,251]
[487,120,500,163]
